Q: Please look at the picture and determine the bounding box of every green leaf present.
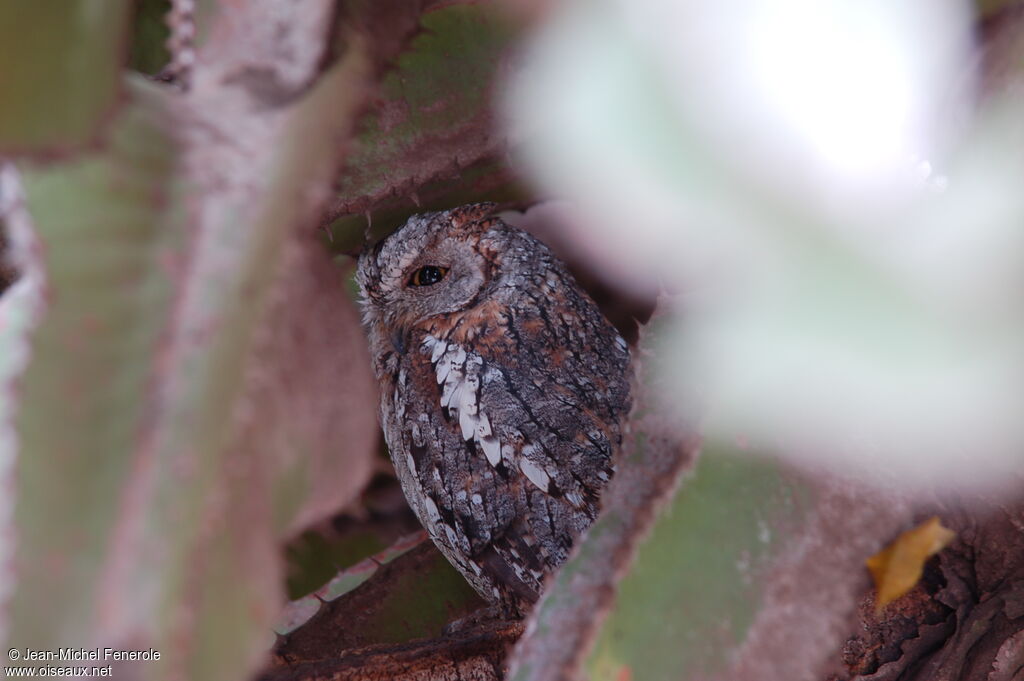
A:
[0,1,133,154]
[585,449,808,681]
[578,440,924,681]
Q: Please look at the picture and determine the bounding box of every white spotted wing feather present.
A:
[424,336,506,470]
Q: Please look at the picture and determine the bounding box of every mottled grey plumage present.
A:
[356,203,631,615]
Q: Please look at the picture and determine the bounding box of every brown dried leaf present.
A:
[867,517,956,612]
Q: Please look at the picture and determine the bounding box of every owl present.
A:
[356,203,632,615]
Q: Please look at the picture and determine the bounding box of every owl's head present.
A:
[356,203,503,354]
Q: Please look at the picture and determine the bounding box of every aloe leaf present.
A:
[583,449,810,680]
[509,436,919,681]
[325,2,528,251]
[508,433,891,681]
[10,79,183,655]
[580,446,924,681]
[0,1,134,154]
[5,3,390,678]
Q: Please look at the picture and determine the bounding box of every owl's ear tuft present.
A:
[447,203,497,229]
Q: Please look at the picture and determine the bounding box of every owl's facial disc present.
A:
[357,207,501,357]
[376,240,487,355]
[396,239,485,310]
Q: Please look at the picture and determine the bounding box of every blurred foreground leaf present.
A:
[867,516,955,612]
[12,78,183,651]
[0,165,46,646]
[3,0,408,675]
[0,1,133,154]
[505,0,1024,492]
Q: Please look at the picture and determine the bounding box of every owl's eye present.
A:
[409,265,449,287]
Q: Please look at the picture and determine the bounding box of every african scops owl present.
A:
[356,203,632,615]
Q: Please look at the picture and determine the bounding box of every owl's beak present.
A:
[389,327,408,356]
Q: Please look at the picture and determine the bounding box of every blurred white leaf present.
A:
[503,0,1024,491]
